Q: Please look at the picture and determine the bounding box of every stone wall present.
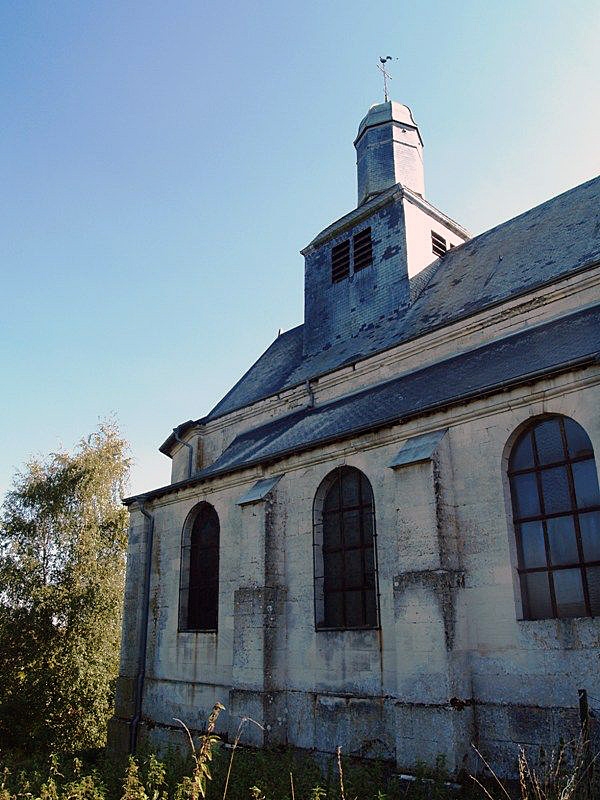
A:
[112,368,600,777]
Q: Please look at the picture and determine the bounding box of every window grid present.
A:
[509,417,600,619]
[314,467,379,630]
[179,504,220,632]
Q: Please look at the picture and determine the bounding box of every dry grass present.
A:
[471,737,598,800]
[1,702,598,800]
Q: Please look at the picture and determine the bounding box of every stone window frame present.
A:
[505,414,600,621]
[312,465,380,631]
[178,501,220,633]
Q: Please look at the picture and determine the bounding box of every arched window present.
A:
[508,415,600,619]
[313,466,379,630]
[179,503,220,631]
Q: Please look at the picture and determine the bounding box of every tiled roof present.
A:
[136,304,600,504]
[206,176,600,422]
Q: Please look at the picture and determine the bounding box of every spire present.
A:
[354,101,425,206]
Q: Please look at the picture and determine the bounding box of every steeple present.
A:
[301,99,468,358]
[354,101,424,206]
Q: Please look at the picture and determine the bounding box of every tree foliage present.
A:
[0,421,130,753]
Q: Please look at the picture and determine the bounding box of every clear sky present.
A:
[1,0,599,500]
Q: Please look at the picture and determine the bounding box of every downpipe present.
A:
[173,426,194,479]
[129,498,155,754]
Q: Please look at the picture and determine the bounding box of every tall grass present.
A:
[0,704,597,800]
[472,737,598,800]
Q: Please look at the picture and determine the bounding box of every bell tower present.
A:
[302,100,468,357]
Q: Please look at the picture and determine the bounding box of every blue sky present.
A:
[1,0,599,499]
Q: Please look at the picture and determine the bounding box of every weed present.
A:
[122,758,148,800]
[174,703,224,800]
[1,706,597,800]
[471,737,599,800]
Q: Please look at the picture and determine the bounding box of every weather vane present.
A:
[377,56,393,102]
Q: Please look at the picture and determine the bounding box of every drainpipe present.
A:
[173,426,194,479]
[129,498,154,754]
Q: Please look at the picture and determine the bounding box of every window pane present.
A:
[540,466,572,514]
[179,587,189,628]
[323,552,343,587]
[323,512,341,549]
[188,585,201,628]
[534,418,565,466]
[585,567,600,615]
[198,550,218,583]
[194,507,219,546]
[324,480,340,512]
[572,460,600,509]
[198,584,213,608]
[360,472,373,505]
[343,510,361,547]
[564,418,594,460]
[547,516,578,566]
[313,542,324,580]
[189,551,201,588]
[522,572,553,619]
[580,511,600,562]
[180,545,191,590]
[553,569,586,618]
[190,531,201,556]
[364,546,375,576]
[197,588,218,629]
[362,510,374,544]
[512,473,540,518]
[324,591,344,627]
[341,469,360,507]
[345,590,363,627]
[511,432,535,470]
[519,520,547,569]
[344,549,363,587]
[196,520,218,548]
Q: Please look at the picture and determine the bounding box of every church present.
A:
[111,98,600,776]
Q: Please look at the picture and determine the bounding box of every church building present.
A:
[112,99,600,776]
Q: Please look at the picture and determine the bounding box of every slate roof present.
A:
[135,303,600,504]
[206,176,600,422]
